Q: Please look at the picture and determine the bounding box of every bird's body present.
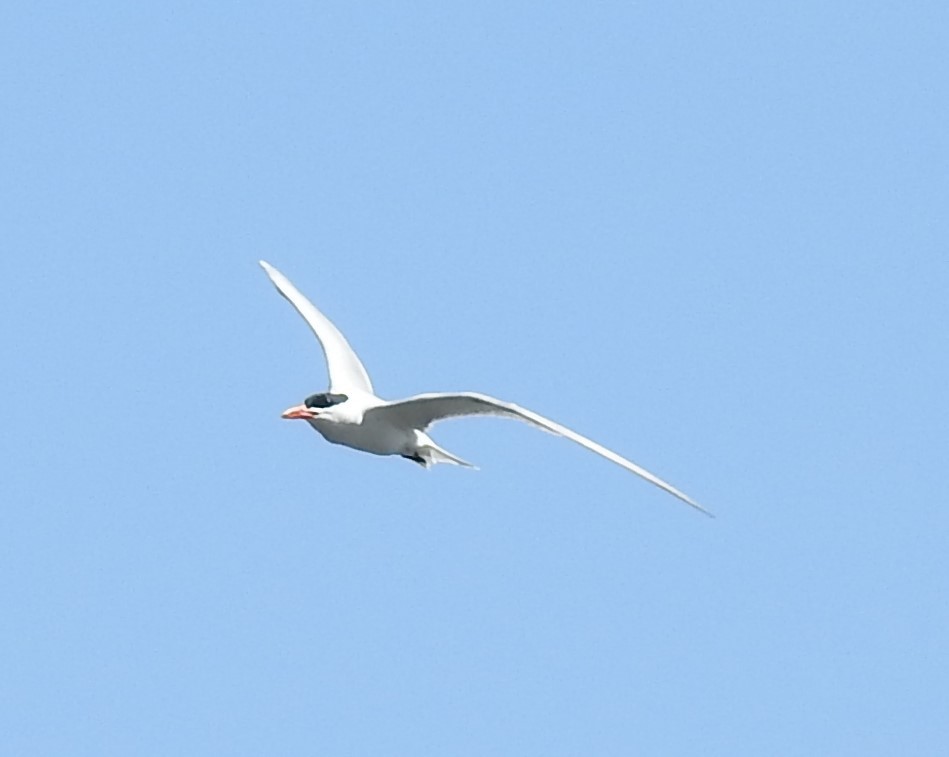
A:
[302,393,421,458]
[260,260,710,516]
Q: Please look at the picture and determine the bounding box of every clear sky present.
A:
[2,2,947,755]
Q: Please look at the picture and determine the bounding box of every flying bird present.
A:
[260,261,710,516]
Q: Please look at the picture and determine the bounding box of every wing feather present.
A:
[259,261,373,394]
[367,392,710,516]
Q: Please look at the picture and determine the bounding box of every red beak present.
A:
[281,404,317,420]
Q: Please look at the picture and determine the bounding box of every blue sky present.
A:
[2,2,947,754]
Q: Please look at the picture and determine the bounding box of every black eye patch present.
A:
[304,392,349,409]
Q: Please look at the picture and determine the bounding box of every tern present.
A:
[260,261,709,516]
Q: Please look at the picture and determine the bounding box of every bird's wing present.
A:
[366,392,710,516]
[259,261,373,394]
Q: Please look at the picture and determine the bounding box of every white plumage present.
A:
[260,260,710,516]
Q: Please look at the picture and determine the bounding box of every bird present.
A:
[259,260,710,516]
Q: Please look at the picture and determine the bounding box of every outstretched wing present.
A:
[259,261,373,394]
[366,392,710,516]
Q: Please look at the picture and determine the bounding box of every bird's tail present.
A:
[419,440,477,469]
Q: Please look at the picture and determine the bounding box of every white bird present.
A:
[260,260,710,516]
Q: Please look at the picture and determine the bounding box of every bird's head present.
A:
[281,392,349,421]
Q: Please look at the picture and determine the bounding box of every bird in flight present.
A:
[260,261,710,516]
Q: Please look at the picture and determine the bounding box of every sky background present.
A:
[2,2,947,755]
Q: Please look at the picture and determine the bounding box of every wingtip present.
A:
[688,500,715,518]
[671,489,714,517]
[259,260,283,284]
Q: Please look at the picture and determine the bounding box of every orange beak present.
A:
[281,404,317,420]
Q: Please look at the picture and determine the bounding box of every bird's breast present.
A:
[311,415,411,456]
